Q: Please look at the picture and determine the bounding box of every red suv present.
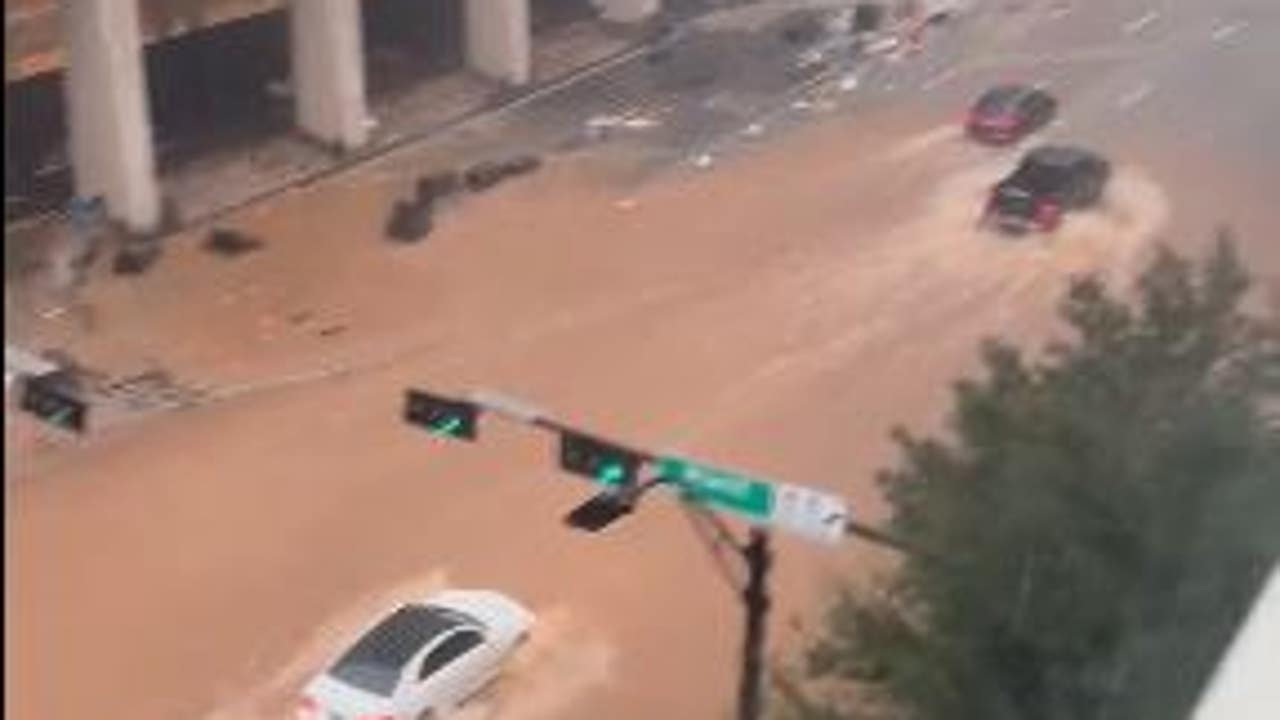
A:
[966,84,1058,145]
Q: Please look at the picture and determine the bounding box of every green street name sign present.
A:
[657,456,774,520]
[657,455,851,545]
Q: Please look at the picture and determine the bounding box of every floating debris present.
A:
[112,238,162,275]
[463,155,542,193]
[204,228,264,257]
[385,199,433,243]
[1211,21,1246,43]
[416,171,461,204]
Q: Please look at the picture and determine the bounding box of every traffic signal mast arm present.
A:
[405,385,919,555]
[404,385,923,720]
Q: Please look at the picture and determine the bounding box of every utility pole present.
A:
[738,527,772,720]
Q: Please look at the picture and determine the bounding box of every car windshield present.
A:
[975,87,1020,112]
[329,605,466,696]
[993,185,1035,215]
[1012,159,1070,193]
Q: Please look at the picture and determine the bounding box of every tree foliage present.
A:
[799,236,1280,720]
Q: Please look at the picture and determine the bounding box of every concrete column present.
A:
[290,0,369,150]
[594,0,661,23]
[61,0,160,233]
[464,0,531,86]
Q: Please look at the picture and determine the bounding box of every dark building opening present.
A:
[5,72,70,223]
[531,0,598,34]
[362,0,465,99]
[145,9,291,172]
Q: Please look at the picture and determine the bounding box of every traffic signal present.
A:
[558,431,642,487]
[403,389,478,440]
[19,371,87,433]
[564,491,635,532]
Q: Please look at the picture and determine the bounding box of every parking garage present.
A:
[4,0,663,232]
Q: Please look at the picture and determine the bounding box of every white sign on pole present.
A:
[769,482,850,545]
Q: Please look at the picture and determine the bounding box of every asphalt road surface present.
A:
[7,1,1280,719]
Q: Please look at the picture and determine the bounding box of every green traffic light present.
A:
[431,416,464,436]
[597,462,625,485]
[50,407,73,427]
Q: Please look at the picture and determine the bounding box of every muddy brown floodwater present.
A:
[7,101,1173,720]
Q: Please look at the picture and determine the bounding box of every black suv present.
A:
[983,145,1111,234]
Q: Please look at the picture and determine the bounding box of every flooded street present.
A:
[7,1,1280,719]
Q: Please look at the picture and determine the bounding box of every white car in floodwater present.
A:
[298,590,533,720]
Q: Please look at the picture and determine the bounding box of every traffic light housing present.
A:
[564,491,635,532]
[403,389,478,440]
[558,431,642,487]
[19,371,88,433]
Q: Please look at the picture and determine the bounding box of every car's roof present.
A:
[329,604,481,690]
[977,84,1039,108]
[1023,144,1101,168]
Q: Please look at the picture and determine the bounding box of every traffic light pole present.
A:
[405,385,923,720]
[738,527,772,720]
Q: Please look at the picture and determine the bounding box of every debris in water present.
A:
[795,47,826,68]
[385,199,433,243]
[864,35,900,55]
[463,155,542,193]
[691,153,714,169]
[416,171,461,204]
[204,228,264,257]
[112,238,162,275]
[742,123,765,137]
[585,115,659,131]
[1211,21,1246,42]
[838,74,860,92]
[1123,10,1160,35]
[1117,82,1154,109]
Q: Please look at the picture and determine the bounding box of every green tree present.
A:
[797,236,1280,720]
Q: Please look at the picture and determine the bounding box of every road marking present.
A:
[1123,10,1160,36]
[1211,21,1247,43]
[1117,82,1154,110]
[921,67,958,91]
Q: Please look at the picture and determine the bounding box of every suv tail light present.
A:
[1033,199,1062,230]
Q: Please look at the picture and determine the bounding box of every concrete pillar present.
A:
[464,0,531,86]
[61,0,160,233]
[290,0,369,150]
[594,0,661,23]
